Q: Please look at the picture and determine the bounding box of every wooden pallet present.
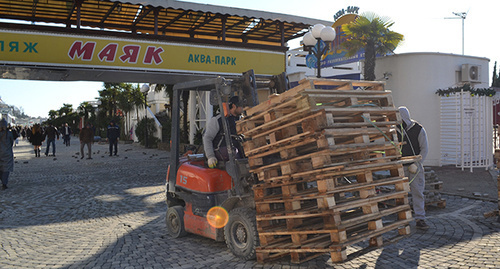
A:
[425,181,443,191]
[244,79,386,118]
[250,146,402,181]
[253,163,412,263]
[256,217,411,264]
[238,84,401,179]
[241,78,416,264]
[425,198,446,209]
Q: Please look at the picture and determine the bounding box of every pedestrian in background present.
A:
[0,119,14,190]
[44,123,60,157]
[20,127,26,140]
[79,123,93,160]
[107,120,120,156]
[30,124,43,157]
[397,106,429,230]
[9,124,19,147]
[61,123,72,146]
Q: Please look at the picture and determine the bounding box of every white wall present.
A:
[375,52,490,166]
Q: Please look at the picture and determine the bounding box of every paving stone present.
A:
[1,140,500,268]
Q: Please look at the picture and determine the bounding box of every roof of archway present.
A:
[0,0,333,49]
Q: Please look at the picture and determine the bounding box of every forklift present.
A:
[165,70,271,260]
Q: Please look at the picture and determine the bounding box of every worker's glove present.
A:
[408,163,418,174]
[208,157,218,169]
[231,134,246,142]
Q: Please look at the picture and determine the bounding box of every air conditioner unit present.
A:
[461,64,480,82]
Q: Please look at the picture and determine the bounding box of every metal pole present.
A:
[145,93,148,148]
[461,17,465,55]
[316,39,321,78]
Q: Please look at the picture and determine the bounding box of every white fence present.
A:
[440,91,493,171]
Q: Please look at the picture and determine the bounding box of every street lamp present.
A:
[302,24,336,78]
[141,84,150,148]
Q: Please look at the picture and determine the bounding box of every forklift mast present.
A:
[167,70,258,195]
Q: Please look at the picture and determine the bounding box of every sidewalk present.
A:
[2,140,500,268]
[430,165,499,202]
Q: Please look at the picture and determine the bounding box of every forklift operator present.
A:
[203,96,244,169]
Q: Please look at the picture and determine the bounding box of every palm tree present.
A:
[78,102,95,121]
[48,110,58,120]
[58,104,73,117]
[131,84,146,122]
[116,87,135,138]
[341,12,404,81]
[99,83,127,117]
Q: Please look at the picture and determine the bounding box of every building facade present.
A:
[287,51,493,169]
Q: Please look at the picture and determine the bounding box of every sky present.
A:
[1,0,498,118]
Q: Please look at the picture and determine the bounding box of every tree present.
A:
[116,86,135,139]
[58,104,73,117]
[78,102,95,122]
[492,61,499,87]
[341,12,404,81]
[181,90,190,144]
[98,83,126,117]
[45,104,79,131]
[48,110,58,121]
[135,117,158,148]
[131,84,146,124]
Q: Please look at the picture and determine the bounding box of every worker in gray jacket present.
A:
[203,96,244,169]
[397,106,429,230]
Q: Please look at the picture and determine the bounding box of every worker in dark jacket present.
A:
[0,119,14,190]
[397,106,429,230]
[61,123,72,146]
[79,123,94,160]
[44,123,59,157]
[107,120,120,156]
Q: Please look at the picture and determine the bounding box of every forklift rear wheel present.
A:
[166,206,187,238]
[224,207,259,260]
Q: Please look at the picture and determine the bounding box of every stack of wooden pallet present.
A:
[237,78,414,263]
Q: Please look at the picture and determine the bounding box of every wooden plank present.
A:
[245,131,316,157]
[256,191,408,221]
[254,176,409,203]
[256,157,408,183]
[302,89,391,96]
[247,110,325,140]
[242,107,312,137]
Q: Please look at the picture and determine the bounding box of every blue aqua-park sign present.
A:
[306,6,363,69]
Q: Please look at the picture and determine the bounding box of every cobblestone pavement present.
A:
[1,140,500,268]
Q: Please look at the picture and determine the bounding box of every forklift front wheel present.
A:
[166,206,187,238]
[224,207,259,260]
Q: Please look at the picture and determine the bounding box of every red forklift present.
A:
[165,70,278,260]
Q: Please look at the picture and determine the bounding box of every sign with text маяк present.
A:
[0,30,285,76]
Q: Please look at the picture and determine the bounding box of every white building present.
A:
[286,51,493,169]
[375,53,491,169]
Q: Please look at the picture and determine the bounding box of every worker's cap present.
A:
[229,96,242,107]
[0,119,6,128]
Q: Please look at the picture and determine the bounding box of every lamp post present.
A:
[141,84,150,148]
[302,24,336,78]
